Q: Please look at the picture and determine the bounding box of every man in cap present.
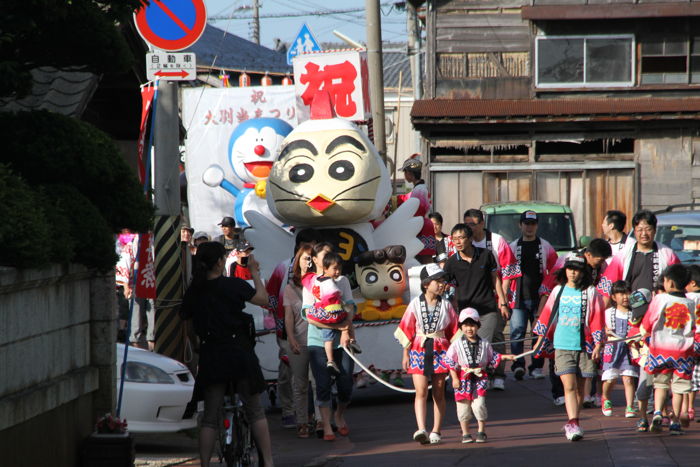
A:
[507,211,559,381]
[191,231,210,255]
[398,154,435,262]
[226,240,254,280]
[215,216,239,254]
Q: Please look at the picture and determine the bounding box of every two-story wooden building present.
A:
[411,0,700,236]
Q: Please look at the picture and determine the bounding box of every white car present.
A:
[116,344,198,433]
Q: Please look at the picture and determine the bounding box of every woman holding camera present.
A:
[180,241,274,467]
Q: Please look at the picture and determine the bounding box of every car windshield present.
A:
[656,224,700,265]
[487,213,577,251]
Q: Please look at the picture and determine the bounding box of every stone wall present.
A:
[0,264,116,467]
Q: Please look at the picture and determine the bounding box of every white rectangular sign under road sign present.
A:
[146,52,196,81]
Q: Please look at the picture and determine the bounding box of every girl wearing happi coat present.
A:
[395,264,459,445]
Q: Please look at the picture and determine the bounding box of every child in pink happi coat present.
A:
[302,251,353,374]
[447,308,515,444]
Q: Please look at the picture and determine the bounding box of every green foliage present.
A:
[0,0,146,98]
[0,165,52,268]
[0,110,154,234]
[43,183,118,272]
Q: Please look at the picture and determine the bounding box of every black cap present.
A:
[420,263,446,283]
[235,240,254,251]
[218,216,236,227]
[520,210,538,223]
[563,253,586,270]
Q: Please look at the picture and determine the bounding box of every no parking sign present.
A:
[134,0,207,51]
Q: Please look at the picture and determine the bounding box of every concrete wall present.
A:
[0,264,116,467]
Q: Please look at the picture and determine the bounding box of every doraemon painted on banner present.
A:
[182,86,298,236]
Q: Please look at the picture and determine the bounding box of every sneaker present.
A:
[461,434,474,444]
[637,418,649,432]
[602,399,613,417]
[553,396,566,407]
[625,406,638,418]
[492,378,506,391]
[582,395,595,409]
[513,367,526,381]
[413,429,429,444]
[650,412,663,432]
[563,423,583,441]
[530,368,545,380]
[429,432,441,444]
[391,372,405,387]
[594,395,602,408]
[326,361,340,376]
[475,431,487,443]
[281,415,296,429]
[669,422,683,435]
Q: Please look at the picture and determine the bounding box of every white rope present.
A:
[516,334,643,361]
[342,345,441,394]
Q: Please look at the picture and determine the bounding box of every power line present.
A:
[208,4,394,21]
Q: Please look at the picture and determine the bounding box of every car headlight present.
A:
[123,362,174,384]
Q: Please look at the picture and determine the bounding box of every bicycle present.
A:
[217,383,260,467]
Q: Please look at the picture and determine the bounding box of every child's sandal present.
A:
[637,418,649,432]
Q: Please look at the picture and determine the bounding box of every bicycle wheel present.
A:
[241,421,259,467]
[218,409,236,467]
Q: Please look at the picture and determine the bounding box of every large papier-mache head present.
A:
[266,92,391,226]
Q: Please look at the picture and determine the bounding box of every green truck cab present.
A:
[480,201,578,254]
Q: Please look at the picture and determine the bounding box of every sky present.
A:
[204,0,408,50]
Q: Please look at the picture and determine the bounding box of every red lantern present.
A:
[239,71,250,87]
[282,74,293,86]
[261,72,272,86]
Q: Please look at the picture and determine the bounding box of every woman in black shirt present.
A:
[180,242,273,467]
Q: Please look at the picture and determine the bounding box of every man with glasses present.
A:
[444,224,511,390]
[461,209,521,390]
[597,210,679,310]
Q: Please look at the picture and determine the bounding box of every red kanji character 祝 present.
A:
[250,90,267,104]
[299,61,357,118]
[237,108,250,122]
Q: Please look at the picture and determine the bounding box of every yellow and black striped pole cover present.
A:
[154,214,185,361]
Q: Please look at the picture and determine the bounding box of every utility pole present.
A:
[407,1,422,100]
[152,80,184,362]
[366,0,387,163]
[252,0,260,45]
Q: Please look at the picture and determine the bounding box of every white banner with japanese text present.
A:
[181,85,298,236]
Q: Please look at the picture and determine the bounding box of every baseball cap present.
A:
[563,253,586,270]
[520,210,538,223]
[401,155,422,171]
[193,231,210,241]
[218,216,236,227]
[458,307,480,324]
[420,263,446,283]
[236,240,254,252]
[181,224,194,233]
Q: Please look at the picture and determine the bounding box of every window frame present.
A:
[535,34,636,89]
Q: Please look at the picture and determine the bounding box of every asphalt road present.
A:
[133,367,700,467]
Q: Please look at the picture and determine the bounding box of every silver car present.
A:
[655,208,700,265]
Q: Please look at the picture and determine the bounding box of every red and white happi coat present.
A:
[540,252,609,297]
[471,230,521,281]
[265,258,293,338]
[396,182,435,256]
[596,240,679,297]
[115,234,138,288]
[507,236,558,308]
[641,292,700,379]
[302,272,347,325]
[394,295,459,374]
[533,285,605,359]
[446,337,502,401]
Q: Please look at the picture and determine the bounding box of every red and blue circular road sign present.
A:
[134,0,207,51]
